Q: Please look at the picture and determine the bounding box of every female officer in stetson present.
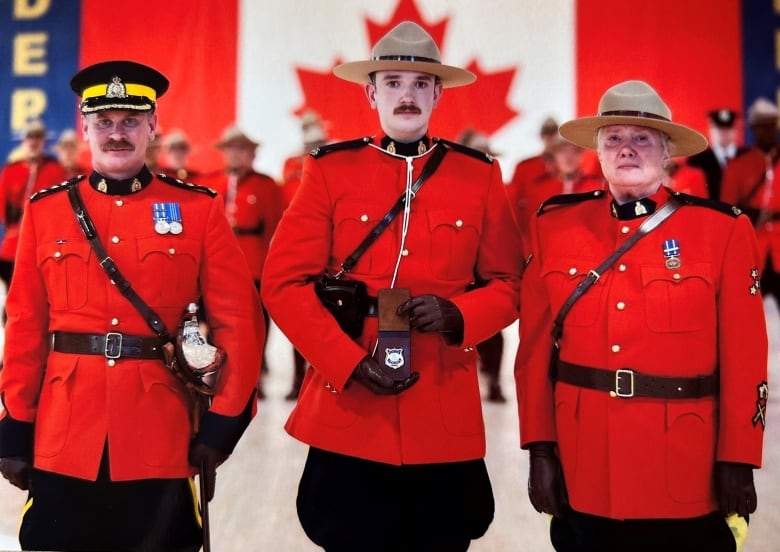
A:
[516,80,767,551]
[0,60,262,551]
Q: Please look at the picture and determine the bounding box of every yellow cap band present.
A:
[81,83,157,102]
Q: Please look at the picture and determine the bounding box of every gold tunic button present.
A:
[401,249,409,256]
[111,236,120,244]
[673,273,681,280]
[455,219,463,228]
[168,248,175,255]
[616,301,625,310]
[107,359,116,367]
[621,226,630,234]
[111,318,119,326]
[568,267,577,275]
[54,251,62,258]
[247,194,257,205]
[360,214,368,222]
[611,344,621,353]
[618,264,627,272]
[115,199,123,207]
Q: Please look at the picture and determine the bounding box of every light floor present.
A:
[0,307,778,551]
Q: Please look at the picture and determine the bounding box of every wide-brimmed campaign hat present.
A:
[559,80,707,157]
[71,60,169,114]
[333,21,475,88]
[215,124,259,149]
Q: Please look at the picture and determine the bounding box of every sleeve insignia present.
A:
[749,268,761,296]
[752,381,768,430]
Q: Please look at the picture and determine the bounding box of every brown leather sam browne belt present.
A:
[53,331,164,360]
[555,360,718,399]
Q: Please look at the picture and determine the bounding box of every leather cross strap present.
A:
[337,143,447,276]
[555,359,718,399]
[66,182,171,341]
[551,196,682,343]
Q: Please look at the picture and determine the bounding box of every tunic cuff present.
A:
[0,414,34,459]
[196,392,255,454]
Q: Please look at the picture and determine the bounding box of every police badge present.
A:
[374,288,411,380]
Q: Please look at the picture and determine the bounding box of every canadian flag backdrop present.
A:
[1,0,777,180]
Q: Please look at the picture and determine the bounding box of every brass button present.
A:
[568,267,577,275]
[111,318,119,326]
[115,199,124,207]
[455,219,463,228]
[54,251,62,258]
[616,301,625,310]
[621,226,630,234]
[611,344,621,353]
[618,264,627,272]
[111,236,120,244]
[673,273,681,280]
[107,359,116,367]
[401,249,409,256]
[360,214,368,222]
[168,248,175,255]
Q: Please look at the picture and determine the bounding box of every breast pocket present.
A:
[332,201,393,275]
[37,240,92,310]
[137,237,200,306]
[641,262,714,332]
[541,258,607,327]
[427,209,482,280]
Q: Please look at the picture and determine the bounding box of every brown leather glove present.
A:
[0,457,31,491]
[528,442,568,517]
[397,295,464,344]
[349,356,419,395]
[714,461,757,517]
[188,442,229,502]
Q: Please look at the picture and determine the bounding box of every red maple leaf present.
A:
[294,0,518,143]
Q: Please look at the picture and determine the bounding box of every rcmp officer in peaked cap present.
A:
[0,60,263,551]
[261,21,522,551]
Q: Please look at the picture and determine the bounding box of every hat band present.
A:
[81,83,157,102]
[372,55,441,64]
[599,110,670,122]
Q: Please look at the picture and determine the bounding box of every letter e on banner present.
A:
[14,33,49,75]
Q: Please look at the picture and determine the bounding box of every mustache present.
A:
[394,105,421,114]
[101,140,135,152]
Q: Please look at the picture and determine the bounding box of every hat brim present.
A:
[214,138,260,149]
[333,60,476,88]
[559,116,708,157]
[80,95,155,114]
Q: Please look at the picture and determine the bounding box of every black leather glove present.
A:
[349,356,419,395]
[188,442,229,502]
[714,461,757,517]
[0,457,31,491]
[397,295,464,343]
[528,442,568,517]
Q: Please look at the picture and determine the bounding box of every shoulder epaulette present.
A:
[669,190,742,218]
[30,175,84,202]
[538,189,606,215]
[310,137,372,158]
[433,137,493,163]
[157,173,217,197]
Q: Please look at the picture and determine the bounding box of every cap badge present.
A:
[106,76,128,99]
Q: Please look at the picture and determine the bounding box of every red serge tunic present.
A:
[261,138,523,465]
[516,186,768,519]
[0,171,263,481]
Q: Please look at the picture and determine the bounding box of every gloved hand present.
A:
[0,457,31,491]
[188,442,229,502]
[714,461,757,517]
[528,442,568,518]
[397,295,464,343]
[349,356,419,395]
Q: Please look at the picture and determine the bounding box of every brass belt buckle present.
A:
[614,369,635,398]
[104,332,123,359]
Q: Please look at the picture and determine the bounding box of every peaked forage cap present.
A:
[333,21,475,88]
[559,80,708,157]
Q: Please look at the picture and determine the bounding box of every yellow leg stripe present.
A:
[188,477,203,528]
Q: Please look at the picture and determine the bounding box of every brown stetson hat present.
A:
[214,124,259,149]
[559,80,707,157]
[333,21,475,88]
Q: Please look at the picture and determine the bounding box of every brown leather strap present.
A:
[555,359,718,399]
[53,331,164,360]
